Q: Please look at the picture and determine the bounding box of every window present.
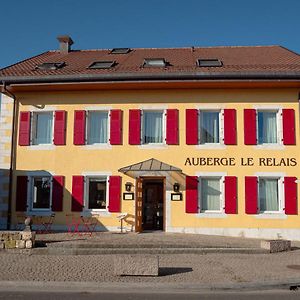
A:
[197,59,222,67]
[142,110,164,144]
[258,177,280,212]
[86,177,107,210]
[200,177,222,212]
[143,58,167,67]
[110,48,131,54]
[199,111,220,144]
[87,111,109,144]
[88,61,116,69]
[257,110,278,144]
[32,112,53,145]
[36,62,65,70]
[32,177,52,210]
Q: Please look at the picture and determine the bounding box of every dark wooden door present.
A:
[135,178,143,233]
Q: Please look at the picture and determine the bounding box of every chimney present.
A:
[57,35,74,53]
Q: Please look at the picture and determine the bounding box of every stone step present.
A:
[31,247,268,255]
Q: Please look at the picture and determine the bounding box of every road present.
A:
[0,290,300,300]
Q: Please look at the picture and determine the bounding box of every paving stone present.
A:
[261,240,291,253]
[25,240,33,249]
[4,240,16,249]
[0,241,4,249]
[22,231,36,241]
[10,233,21,240]
[114,255,159,276]
[15,240,26,249]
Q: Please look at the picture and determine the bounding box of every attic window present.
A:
[143,58,167,67]
[110,48,131,54]
[197,59,222,67]
[36,62,65,70]
[88,61,116,69]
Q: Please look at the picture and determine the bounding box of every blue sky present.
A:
[1,0,300,69]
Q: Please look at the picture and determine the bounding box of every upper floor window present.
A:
[32,112,53,145]
[257,110,278,144]
[142,110,164,144]
[87,111,109,145]
[199,111,220,144]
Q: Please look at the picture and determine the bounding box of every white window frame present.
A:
[28,176,53,213]
[256,109,282,146]
[30,111,54,146]
[84,175,109,212]
[257,175,284,214]
[85,110,110,146]
[197,173,225,214]
[141,109,166,146]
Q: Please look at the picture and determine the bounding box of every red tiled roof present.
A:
[1,46,300,83]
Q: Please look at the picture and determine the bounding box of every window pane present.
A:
[88,112,108,144]
[88,178,107,209]
[34,113,53,144]
[259,178,279,212]
[258,111,277,144]
[143,111,163,144]
[33,177,51,209]
[200,111,219,144]
[201,178,221,211]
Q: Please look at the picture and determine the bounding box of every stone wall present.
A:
[0,93,13,229]
[0,231,35,249]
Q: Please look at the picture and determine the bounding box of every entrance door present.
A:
[142,179,164,231]
[135,178,143,233]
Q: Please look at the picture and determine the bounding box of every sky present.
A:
[0,0,300,69]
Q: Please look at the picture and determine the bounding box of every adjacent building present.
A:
[1,36,300,239]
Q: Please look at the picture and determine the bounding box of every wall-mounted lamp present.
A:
[173,182,180,192]
[125,182,133,192]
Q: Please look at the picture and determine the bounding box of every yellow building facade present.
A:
[1,38,300,239]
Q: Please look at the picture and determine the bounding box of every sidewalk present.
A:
[1,232,300,290]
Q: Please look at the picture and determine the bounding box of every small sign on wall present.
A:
[171,193,182,201]
[123,193,134,200]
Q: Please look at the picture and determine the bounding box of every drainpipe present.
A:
[2,82,17,230]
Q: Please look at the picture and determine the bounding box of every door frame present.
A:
[135,176,166,232]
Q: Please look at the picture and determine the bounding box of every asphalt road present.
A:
[1,290,300,300]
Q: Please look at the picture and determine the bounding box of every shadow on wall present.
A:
[10,169,111,233]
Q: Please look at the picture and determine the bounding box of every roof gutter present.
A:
[1,82,17,230]
[1,71,300,85]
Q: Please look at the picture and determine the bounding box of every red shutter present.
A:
[166,109,179,145]
[16,176,28,211]
[19,112,31,146]
[71,176,84,211]
[110,109,123,145]
[73,110,86,145]
[108,176,121,212]
[284,176,297,215]
[186,109,198,145]
[185,176,198,213]
[54,111,66,145]
[224,109,237,145]
[245,176,258,214]
[282,109,296,145]
[129,109,141,145]
[52,176,64,212]
[244,109,257,145]
[225,176,237,214]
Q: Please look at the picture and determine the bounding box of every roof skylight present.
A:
[143,58,167,67]
[88,61,116,69]
[36,62,66,70]
[110,48,131,54]
[197,59,223,67]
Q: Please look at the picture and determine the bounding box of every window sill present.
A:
[255,213,287,219]
[196,212,227,219]
[28,145,55,150]
[83,144,112,150]
[196,144,226,150]
[27,211,53,216]
[138,144,168,150]
[81,210,111,217]
[254,144,285,150]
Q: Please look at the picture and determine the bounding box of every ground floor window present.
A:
[32,177,52,210]
[258,177,280,212]
[86,177,107,210]
[199,177,222,212]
